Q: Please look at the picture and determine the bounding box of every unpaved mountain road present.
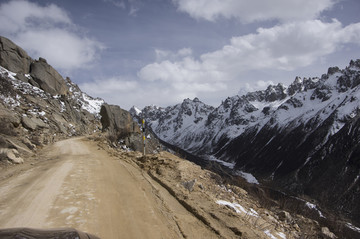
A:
[0,137,218,239]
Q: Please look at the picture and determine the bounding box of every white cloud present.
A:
[138,19,360,101]
[138,57,227,88]
[0,0,104,71]
[80,77,138,95]
[0,0,71,33]
[173,0,336,22]
[16,29,103,70]
[203,19,360,72]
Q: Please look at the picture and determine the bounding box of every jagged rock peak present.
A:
[129,106,142,116]
[349,59,360,68]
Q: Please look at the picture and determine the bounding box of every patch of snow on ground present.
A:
[0,95,20,108]
[346,222,360,233]
[81,93,103,114]
[305,202,325,218]
[277,232,287,239]
[216,200,258,217]
[264,229,277,239]
[208,155,235,169]
[60,101,66,112]
[235,170,259,184]
[0,66,16,80]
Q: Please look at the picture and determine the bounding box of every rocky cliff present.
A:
[136,59,360,226]
[0,36,105,164]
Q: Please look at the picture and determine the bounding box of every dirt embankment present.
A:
[0,136,337,238]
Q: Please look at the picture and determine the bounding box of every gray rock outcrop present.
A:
[100,103,140,139]
[0,36,32,74]
[30,58,68,96]
[1,36,69,96]
[21,115,48,131]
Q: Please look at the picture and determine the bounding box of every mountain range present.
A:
[134,59,360,225]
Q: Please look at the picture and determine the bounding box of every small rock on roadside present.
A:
[0,148,24,164]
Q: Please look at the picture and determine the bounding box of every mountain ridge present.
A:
[135,59,360,224]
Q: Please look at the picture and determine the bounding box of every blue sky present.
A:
[0,0,360,109]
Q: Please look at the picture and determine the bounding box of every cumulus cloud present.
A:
[138,20,360,100]
[173,0,335,22]
[138,56,227,90]
[0,0,104,71]
[203,19,360,72]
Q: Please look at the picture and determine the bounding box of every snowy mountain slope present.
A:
[136,59,360,223]
[139,98,215,153]
[138,60,360,158]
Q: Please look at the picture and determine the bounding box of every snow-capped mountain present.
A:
[135,59,360,223]
[138,98,215,154]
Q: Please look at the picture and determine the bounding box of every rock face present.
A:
[29,58,68,96]
[0,37,105,165]
[100,103,140,138]
[0,36,69,96]
[0,36,32,74]
[137,59,360,224]
[100,104,161,152]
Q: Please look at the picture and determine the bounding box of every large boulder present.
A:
[100,104,140,139]
[30,58,68,95]
[0,36,32,74]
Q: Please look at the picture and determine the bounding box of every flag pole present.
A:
[142,119,145,156]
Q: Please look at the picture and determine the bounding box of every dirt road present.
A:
[0,137,218,238]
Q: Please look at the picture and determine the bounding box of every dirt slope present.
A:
[0,137,218,238]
